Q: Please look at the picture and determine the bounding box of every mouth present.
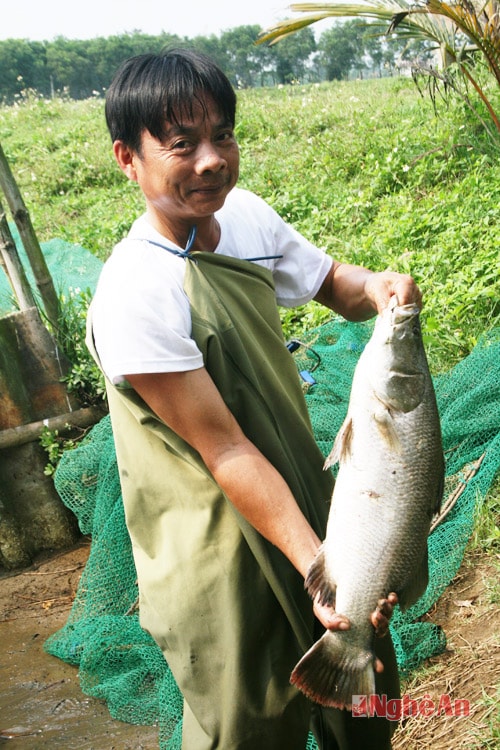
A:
[190,181,228,195]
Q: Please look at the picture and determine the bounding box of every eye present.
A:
[216,129,235,144]
[172,138,193,151]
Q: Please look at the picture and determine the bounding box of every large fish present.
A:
[291,297,444,708]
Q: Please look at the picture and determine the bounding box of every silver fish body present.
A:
[291,299,444,709]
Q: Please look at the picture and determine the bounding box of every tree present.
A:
[0,40,49,100]
[271,27,317,84]
[317,21,366,80]
[361,28,381,76]
[46,38,97,98]
[220,26,269,88]
[259,1,500,136]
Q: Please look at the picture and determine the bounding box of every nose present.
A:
[194,140,226,174]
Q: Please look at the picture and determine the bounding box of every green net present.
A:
[45,318,500,750]
[0,228,102,314]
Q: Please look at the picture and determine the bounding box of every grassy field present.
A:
[1,75,499,747]
[1,76,499,371]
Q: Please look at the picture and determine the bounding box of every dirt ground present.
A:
[0,538,159,750]
[0,537,498,750]
[393,554,499,750]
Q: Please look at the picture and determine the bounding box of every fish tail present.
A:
[290,631,375,710]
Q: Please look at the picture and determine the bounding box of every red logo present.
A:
[351,694,470,720]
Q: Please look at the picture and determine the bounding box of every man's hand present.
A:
[315,262,422,322]
[372,592,398,638]
[313,594,350,632]
[364,271,422,314]
[313,592,399,673]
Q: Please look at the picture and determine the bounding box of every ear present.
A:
[113,140,139,182]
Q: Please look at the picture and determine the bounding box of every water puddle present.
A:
[0,545,159,749]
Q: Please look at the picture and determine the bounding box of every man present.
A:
[88,49,421,750]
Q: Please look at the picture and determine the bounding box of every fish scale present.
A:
[290,298,444,709]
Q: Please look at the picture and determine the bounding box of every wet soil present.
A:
[0,539,158,750]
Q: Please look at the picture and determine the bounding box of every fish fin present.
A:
[304,546,336,606]
[373,407,401,452]
[291,631,375,710]
[397,547,429,611]
[324,416,353,469]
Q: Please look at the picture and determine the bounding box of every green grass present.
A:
[472,686,500,749]
[1,77,499,374]
[469,479,500,560]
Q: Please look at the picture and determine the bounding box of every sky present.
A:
[0,0,300,42]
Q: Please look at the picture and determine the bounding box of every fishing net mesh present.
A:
[45,318,500,750]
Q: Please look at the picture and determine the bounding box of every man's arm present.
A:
[126,366,321,580]
[314,261,422,320]
[126,360,395,637]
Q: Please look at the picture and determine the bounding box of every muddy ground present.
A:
[0,538,158,750]
[0,537,498,750]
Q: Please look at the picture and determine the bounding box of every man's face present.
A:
[119,95,239,238]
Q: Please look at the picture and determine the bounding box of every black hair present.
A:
[105,48,237,153]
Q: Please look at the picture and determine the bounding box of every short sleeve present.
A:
[88,238,204,385]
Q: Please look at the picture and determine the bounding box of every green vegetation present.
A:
[39,425,77,476]
[0,76,499,378]
[0,25,427,102]
[261,0,500,138]
[55,287,106,406]
[472,686,500,750]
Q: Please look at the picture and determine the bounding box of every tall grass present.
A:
[0,77,499,372]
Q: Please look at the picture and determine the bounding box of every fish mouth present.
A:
[386,295,420,324]
[379,301,420,340]
[393,305,420,324]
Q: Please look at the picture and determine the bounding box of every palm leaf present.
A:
[258,1,500,133]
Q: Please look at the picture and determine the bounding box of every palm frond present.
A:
[258,15,332,45]
[424,0,500,81]
[258,0,500,133]
[259,2,461,51]
[257,4,405,45]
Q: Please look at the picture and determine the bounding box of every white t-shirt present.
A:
[89,187,333,385]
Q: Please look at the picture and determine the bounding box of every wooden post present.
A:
[0,307,78,427]
[0,196,37,311]
[0,308,82,568]
[0,142,60,327]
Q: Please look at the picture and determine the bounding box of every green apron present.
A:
[90,249,398,750]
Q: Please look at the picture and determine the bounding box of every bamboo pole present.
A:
[0,142,60,327]
[0,406,105,450]
[0,196,37,310]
